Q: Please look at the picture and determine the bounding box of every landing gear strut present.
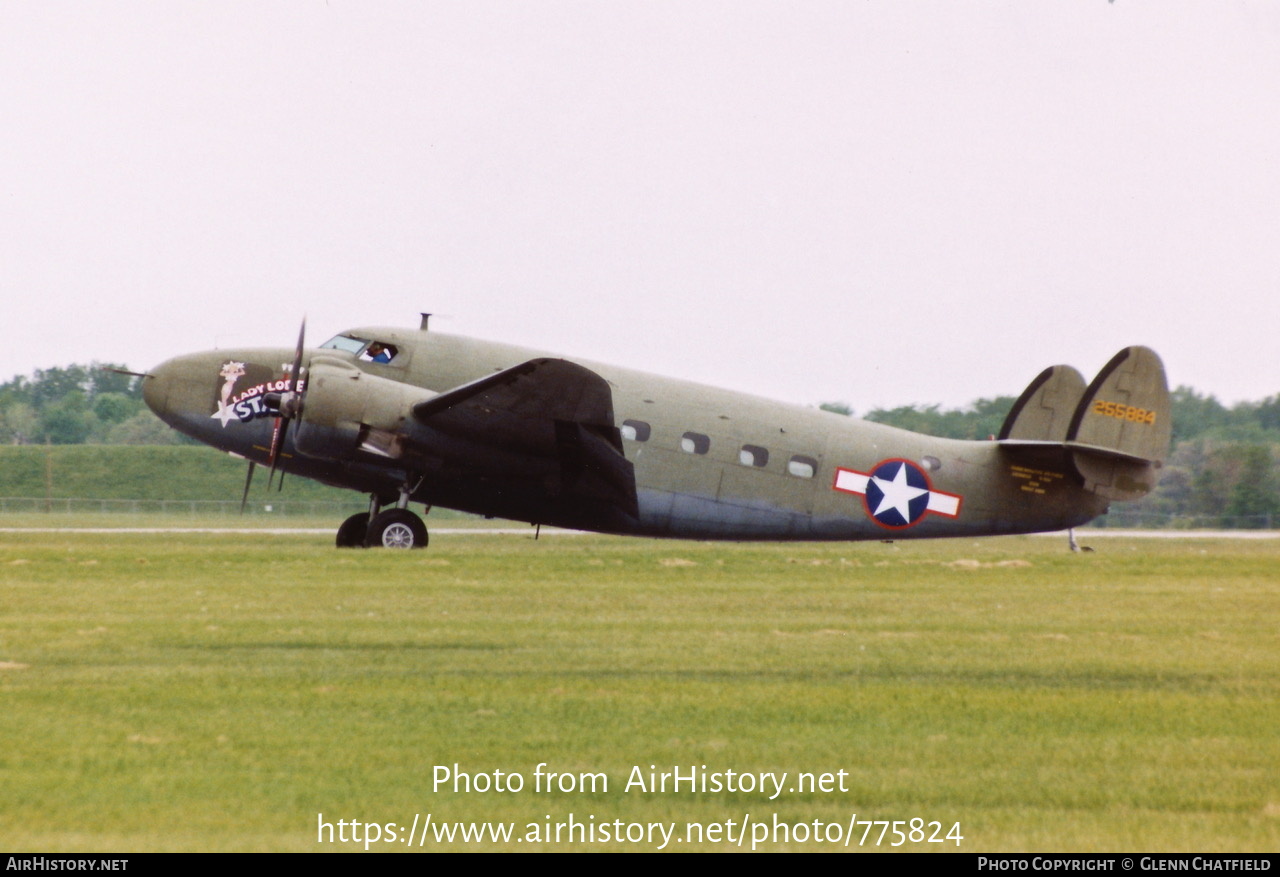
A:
[335,484,429,549]
[1067,528,1094,553]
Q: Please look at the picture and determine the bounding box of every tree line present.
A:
[0,364,184,446]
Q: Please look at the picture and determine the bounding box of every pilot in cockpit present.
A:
[361,342,397,364]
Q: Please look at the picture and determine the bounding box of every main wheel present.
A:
[365,509,428,549]
[335,512,370,548]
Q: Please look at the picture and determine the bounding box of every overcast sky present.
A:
[2,2,1277,413]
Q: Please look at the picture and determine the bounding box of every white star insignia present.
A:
[870,462,929,522]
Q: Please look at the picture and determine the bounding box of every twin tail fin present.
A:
[999,346,1171,501]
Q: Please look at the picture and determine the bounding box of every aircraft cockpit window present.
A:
[621,419,651,442]
[787,455,818,479]
[680,432,711,455]
[739,445,769,468]
[359,342,399,364]
[320,334,369,354]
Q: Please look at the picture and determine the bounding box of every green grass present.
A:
[0,445,356,501]
[0,445,475,521]
[0,529,1276,851]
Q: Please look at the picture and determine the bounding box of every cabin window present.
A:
[621,419,651,442]
[739,444,769,467]
[320,334,369,354]
[787,454,818,478]
[680,432,710,455]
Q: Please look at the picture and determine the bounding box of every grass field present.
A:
[1,524,1276,852]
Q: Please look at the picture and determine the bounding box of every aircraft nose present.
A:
[141,351,219,432]
[141,360,173,422]
[140,347,295,444]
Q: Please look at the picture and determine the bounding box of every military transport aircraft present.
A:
[141,316,1171,549]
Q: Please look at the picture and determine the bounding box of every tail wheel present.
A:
[336,512,370,548]
[365,509,428,549]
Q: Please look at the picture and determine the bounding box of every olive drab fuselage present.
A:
[143,323,1170,547]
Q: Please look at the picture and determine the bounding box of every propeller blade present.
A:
[287,317,307,395]
[267,317,307,491]
[267,416,289,491]
[240,461,256,514]
[271,422,291,491]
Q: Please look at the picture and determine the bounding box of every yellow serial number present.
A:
[1092,400,1156,425]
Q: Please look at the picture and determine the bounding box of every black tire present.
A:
[335,512,370,548]
[365,509,428,549]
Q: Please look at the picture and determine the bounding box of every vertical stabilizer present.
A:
[998,365,1087,441]
[1066,346,1172,501]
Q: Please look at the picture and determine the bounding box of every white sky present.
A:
[2,1,1277,413]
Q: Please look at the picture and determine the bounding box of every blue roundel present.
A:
[864,460,932,528]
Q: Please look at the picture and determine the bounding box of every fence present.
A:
[0,496,370,517]
[1089,508,1276,530]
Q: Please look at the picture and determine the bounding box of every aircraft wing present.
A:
[413,358,617,432]
[409,358,638,520]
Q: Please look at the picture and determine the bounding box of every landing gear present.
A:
[337,483,429,549]
[365,508,428,549]
[336,513,369,548]
[1067,528,1094,553]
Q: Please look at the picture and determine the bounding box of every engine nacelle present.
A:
[292,354,434,461]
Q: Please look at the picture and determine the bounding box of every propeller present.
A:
[261,318,308,491]
[239,460,256,514]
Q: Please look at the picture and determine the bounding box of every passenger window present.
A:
[739,445,769,467]
[788,455,818,478]
[680,432,711,455]
[621,419,651,442]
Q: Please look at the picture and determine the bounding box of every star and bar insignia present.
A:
[832,459,962,529]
